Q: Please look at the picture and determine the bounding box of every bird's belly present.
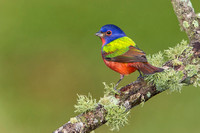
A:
[103,59,137,75]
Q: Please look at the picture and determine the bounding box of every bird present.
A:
[95,24,164,90]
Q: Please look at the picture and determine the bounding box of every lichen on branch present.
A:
[74,93,97,113]
[74,83,130,131]
[145,39,200,92]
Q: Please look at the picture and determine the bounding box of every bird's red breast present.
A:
[103,59,138,75]
[103,59,163,75]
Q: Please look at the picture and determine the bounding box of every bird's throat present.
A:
[101,38,106,46]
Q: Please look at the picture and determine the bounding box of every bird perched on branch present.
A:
[96,24,164,90]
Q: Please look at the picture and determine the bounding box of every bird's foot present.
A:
[113,74,124,95]
[137,70,144,80]
[113,86,118,91]
[113,86,121,95]
[137,74,144,80]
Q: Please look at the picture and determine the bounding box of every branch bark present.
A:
[54,1,200,133]
[171,0,200,44]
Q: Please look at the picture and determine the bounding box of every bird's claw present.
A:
[113,86,121,95]
[137,74,143,80]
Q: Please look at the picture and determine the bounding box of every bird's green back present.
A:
[102,36,136,58]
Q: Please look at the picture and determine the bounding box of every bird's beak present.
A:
[95,32,104,37]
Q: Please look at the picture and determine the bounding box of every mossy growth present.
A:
[146,51,165,67]
[185,58,200,87]
[145,68,184,92]
[192,59,200,87]
[197,13,200,19]
[102,82,119,96]
[100,82,130,131]
[164,40,191,65]
[74,83,130,131]
[104,104,129,131]
[147,92,151,98]
[74,93,97,113]
[183,21,190,28]
[70,117,79,124]
[140,95,145,107]
[146,40,197,92]
[185,64,199,77]
[193,74,200,87]
[192,20,199,28]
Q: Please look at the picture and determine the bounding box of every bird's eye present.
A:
[106,31,112,36]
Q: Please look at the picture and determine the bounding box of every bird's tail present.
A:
[133,62,164,75]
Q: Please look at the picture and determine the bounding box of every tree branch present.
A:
[171,0,200,43]
[53,0,200,133]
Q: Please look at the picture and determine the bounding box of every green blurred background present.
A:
[0,0,200,133]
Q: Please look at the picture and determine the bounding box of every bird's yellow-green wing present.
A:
[102,37,147,63]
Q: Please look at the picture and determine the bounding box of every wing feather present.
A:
[103,46,147,63]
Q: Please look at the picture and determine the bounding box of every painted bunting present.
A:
[95,24,164,90]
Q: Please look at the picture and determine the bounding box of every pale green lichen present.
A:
[99,95,119,106]
[185,64,199,77]
[101,82,130,131]
[196,13,200,19]
[148,40,191,67]
[165,40,193,66]
[70,117,79,124]
[146,69,184,92]
[185,58,200,87]
[192,20,199,28]
[193,74,200,87]
[166,70,184,92]
[74,93,97,113]
[146,40,198,92]
[183,21,190,28]
[102,82,119,96]
[172,58,183,66]
[165,40,188,60]
[187,0,193,8]
[147,92,151,98]
[105,104,129,131]
[74,83,130,131]
[146,51,165,67]
[140,95,145,107]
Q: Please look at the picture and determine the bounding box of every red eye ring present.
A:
[106,30,112,36]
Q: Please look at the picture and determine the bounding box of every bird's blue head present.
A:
[96,24,126,45]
